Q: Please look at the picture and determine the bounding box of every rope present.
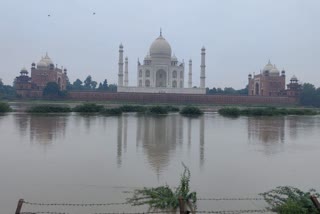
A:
[197,198,265,201]
[23,201,130,207]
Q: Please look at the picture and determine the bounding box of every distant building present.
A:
[248,60,300,97]
[117,31,206,94]
[15,53,68,97]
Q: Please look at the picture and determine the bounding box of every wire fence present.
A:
[16,196,277,214]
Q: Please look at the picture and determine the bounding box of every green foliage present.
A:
[218,107,318,117]
[103,108,123,115]
[27,105,71,113]
[128,164,197,210]
[180,106,203,116]
[0,102,12,112]
[260,186,320,214]
[207,85,248,95]
[218,107,241,117]
[0,83,16,99]
[164,105,180,112]
[43,82,67,97]
[73,103,104,113]
[300,83,320,107]
[119,105,147,113]
[148,106,169,115]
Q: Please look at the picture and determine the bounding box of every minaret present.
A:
[118,43,124,87]
[188,59,192,88]
[124,56,128,86]
[200,46,206,88]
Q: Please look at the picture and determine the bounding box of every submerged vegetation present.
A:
[180,106,203,116]
[218,107,318,117]
[0,102,12,112]
[128,164,197,211]
[27,105,71,113]
[261,186,320,214]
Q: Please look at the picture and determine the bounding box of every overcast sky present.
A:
[0,0,319,88]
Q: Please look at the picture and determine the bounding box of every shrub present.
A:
[148,106,168,114]
[103,108,123,115]
[164,105,180,112]
[260,186,320,214]
[72,103,104,113]
[119,105,147,112]
[218,107,240,117]
[180,106,203,116]
[0,102,12,112]
[27,105,71,113]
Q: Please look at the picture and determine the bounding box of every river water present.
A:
[0,112,320,213]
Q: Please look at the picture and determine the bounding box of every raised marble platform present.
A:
[117,86,206,94]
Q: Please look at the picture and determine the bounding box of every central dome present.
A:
[149,35,172,58]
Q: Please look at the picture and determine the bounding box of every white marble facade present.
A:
[117,31,206,94]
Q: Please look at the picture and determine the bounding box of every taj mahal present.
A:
[117,30,206,94]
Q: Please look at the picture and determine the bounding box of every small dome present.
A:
[21,67,28,72]
[119,43,123,49]
[171,54,177,61]
[31,62,36,66]
[263,60,274,72]
[291,75,298,81]
[144,53,151,61]
[149,34,172,58]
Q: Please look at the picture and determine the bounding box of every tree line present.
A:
[67,75,117,91]
[206,85,248,95]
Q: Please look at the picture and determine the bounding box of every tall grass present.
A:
[180,106,203,116]
[72,103,104,113]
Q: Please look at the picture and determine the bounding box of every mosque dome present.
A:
[21,67,28,72]
[263,60,274,72]
[42,53,54,66]
[37,58,48,69]
[149,34,172,58]
[144,53,151,61]
[270,65,280,76]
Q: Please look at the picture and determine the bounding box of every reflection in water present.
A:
[117,115,123,167]
[200,116,205,167]
[247,117,285,155]
[15,114,67,145]
[136,115,182,175]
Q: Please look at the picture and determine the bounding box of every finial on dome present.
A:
[268,59,271,64]
[160,28,162,37]
[119,43,123,48]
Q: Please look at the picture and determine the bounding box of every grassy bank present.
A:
[218,107,318,117]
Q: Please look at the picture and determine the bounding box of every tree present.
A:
[72,79,83,90]
[43,82,60,96]
[300,83,318,107]
[84,75,92,89]
[108,84,117,92]
[0,79,3,87]
[91,81,97,89]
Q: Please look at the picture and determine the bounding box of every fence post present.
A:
[179,197,185,214]
[310,195,320,211]
[15,199,24,214]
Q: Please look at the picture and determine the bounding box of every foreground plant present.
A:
[127,164,197,212]
[260,186,320,214]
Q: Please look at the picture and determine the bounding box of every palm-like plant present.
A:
[127,164,197,212]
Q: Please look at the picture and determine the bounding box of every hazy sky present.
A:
[1,0,319,88]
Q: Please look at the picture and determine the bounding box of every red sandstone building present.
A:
[15,53,68,97]
[248,60,300,97]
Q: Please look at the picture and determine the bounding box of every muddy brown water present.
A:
[1,112,320,213]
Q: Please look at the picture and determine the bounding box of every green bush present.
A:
[103,108,123,115]
[0,102,12,112]
[73,103,104,113]
[148,106,169,114]
[218,107,240,117]
[180,106,203,116]
[27,105,71,113]
[164,105,180,112]
[218,107,318,117]
[119,105,147,112]
[261,186,320,214]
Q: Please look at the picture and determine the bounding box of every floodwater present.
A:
[1,112,320,213]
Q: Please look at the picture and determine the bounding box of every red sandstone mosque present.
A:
[15,53,68,97]
[248,60,300,97]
